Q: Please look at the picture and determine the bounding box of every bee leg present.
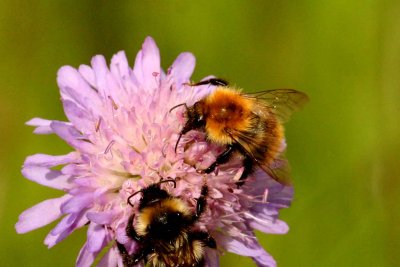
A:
[194,184,209,219]
[117,242,153,266]
[126,214,142,241]
[235,155,254,187]
[132,246,153,265]
[204,144,235,174]
[116,242,137,267]
[186,78,228,87]
[191,231,217,248]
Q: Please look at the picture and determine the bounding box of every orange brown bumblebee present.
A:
[173,78,308,186]
[116,179,216,267]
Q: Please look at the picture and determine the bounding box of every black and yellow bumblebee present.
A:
[173,78,308,186]
[117,179,216,267]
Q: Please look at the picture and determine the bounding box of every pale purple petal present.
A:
[87,223,107,253]
[91,55,109,98]
[170,52,195,86]
[15,195,70,233]
[50,121,95,153]
[60,193,93,214]
[133,36,160,89]
[24,152,78,168]
[250,203,279,218]
[110,51,131,81]
[247,171,293,208]
[97,246,120,267]
[50,213,79,235]
[248,216,289,234]
[86,210,116,225]
[45,228,73,248]
[44,211,88,248]
[57,66,102,113]
[266,186,293,208]
[252,249,276,267]
[21,166,74,190]
[132,49,143,84]
[78,64,96,88]
[204,248,219,267]
[50,120,80,140]
[62,100,93,133]
[76,242,96,267]
[26,118,54,134]
[213,232,261,257]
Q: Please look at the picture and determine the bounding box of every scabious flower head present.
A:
[16,37,293,267]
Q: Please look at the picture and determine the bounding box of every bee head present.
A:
[138,184,170,210]
[173,101,206,153]
[127,179,176,210]
[181,101,205,132]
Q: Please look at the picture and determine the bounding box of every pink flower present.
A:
[16,37,293,267]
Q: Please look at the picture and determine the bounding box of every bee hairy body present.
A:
[147,231,206,267]
[117,181,216,267]
[176,78,308,186]
[201,87,284,165]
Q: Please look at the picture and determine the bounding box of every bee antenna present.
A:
[169,103,188,113]
[157,178,177,188]
[169,103,189,154]
[174,133,183,153]
[127,190,143,207]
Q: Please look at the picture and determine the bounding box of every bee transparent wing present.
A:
[225,129,259,160]
[252,155,292,186]
[267,155,292,186]
[247,89,309,123]
[226,129,292,186]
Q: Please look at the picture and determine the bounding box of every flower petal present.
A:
[76,242,96,267]
[50,121,95,154]
[170,52,196,86]
[86,210,116,225]
[15,195,70,233]
[97,246,120,267]
[60,193,93,214]
[110,51,131,81]
[87,223,106,253]
[26,118,54,134]
[248,216,289,234]
[91,55,109,97]
[21,166,74,190]
[133,36,160,89]
[78,64,96,88]
[252,249,276,267]
[44,211,88,248]
[62,100,94,133]
[204,248,219,267]
[50,213,78,235]
[213,232,261,257]
[57,65,102,115]
[24,152,78,168]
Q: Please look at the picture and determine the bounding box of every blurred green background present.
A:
[1,1,399,266]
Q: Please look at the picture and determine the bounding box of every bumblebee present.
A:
[173,78,308,186]
[117,179,216,267]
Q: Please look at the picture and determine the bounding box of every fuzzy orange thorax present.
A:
[203,87,253,144]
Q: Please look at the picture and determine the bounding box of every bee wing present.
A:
[247,89,309,123]
[226,130,293,186]
[252,155,293,186]
[267,155,293,186]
